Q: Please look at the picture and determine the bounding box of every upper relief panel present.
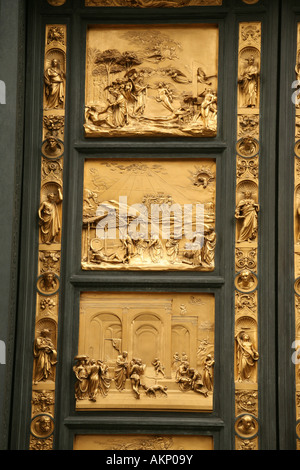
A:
[84,24,219,137]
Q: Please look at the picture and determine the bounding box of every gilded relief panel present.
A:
[81,158,216,271]
[84,24,218,137]
[73,434,214,450]
[85,1,222,8]
[74,292,215,411]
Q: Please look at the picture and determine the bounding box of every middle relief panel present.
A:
[81,158,217,271]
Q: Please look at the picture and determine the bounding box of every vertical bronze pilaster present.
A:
[234,22,261,451]
[29,24,67,450]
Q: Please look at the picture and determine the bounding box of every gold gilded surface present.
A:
[234,22,261,450]
[294,23,300,449]
[84,24,218,137]
[74,292,215,411]
[74,434,214,450]
[47,0,66,5]
[29,24,67,450]
[85,0,222,7]
[235,436,258,451]
[81,158,216,271]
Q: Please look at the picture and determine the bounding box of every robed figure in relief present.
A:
[114,351,129,391]
[235,331,259,382]
[238,55,259,108]
[33,329,57,384]
[235,191,259,242]
[44,58,65,109]
[73,355,90,400]
[38,189,63,244]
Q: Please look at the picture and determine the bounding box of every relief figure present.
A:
[73,355,90,400]
[39,188,63,244]
[114,351,129,391]
[44,59,65,109]
[129,358,146,399]
[88,359,100,402]
[235,331,259,382]
[42,134,63,159]
[238,55,259,108]
[98,360,111,397]
[152,358,165,377]
[236,269,257,292]
[202,354,215,391]
[33,329,57,384]
[201,229,217,266]
[235,191,259,242]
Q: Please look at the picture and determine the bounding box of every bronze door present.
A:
[7,0,300,450]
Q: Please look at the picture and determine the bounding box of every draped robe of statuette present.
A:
[236,332,259,381]
[235,197,259,242]
[33,331,57,383]
[73,361,90,400]
[44,60,65,109]
[39,192,62,244]
[239,59,259,108]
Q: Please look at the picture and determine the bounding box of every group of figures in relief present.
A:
[86,220,216,270]
[73,351,214,402]
[33,322,257,390]
[85,27,218,137]
[82,161,217,271]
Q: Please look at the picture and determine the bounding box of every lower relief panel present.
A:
[73,434,214,451]
[74,292,215,412]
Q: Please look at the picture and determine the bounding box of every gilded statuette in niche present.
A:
[33,328,57,385]
[81,159,216,271]
[44,58,65,110]
[39,186,63,245]
[238,52,260,109]
[235,330,259,382]
[74,292,215,411]
[84,24,219,137]
[235,188,259,243]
